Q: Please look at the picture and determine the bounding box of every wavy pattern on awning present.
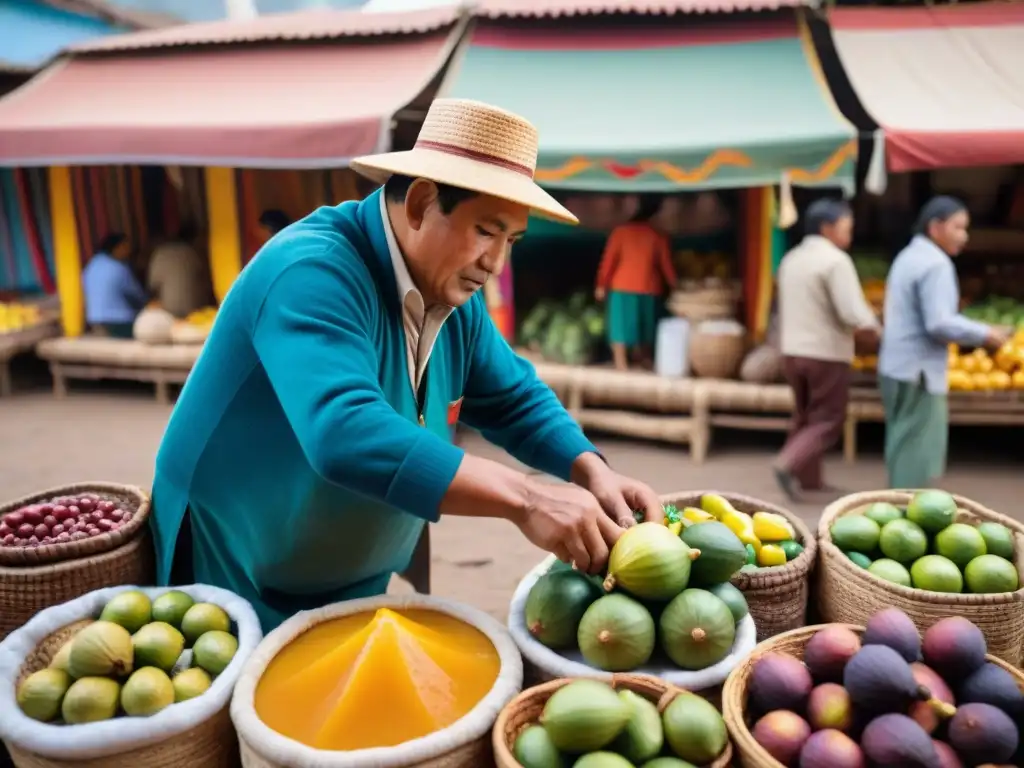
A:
[442,14,856,192]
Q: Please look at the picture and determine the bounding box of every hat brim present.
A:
[350,147,578,226]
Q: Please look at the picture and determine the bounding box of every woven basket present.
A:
[689,329,746,379]
[0,484,150,567]
[3,620,240,768]
[494,674,733,768]
[817,490,1024,666]
[231,594,523,768]
[662,492,816,642]
[721,623,1024,768]
[0,533,154,641]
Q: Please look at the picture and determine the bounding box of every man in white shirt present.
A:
[774,199,880,500]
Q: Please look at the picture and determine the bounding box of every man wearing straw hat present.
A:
[150,99,664,631]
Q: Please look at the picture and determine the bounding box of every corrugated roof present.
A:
[44,0,177,29]
[67,5,464,53]
[473,0,811,19]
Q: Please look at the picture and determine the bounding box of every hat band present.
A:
[415,139,534,179]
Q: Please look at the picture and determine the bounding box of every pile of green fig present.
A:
[745,607,1022,767]
[525,519,751,673]
[830,490,1019,595]
[513,678,729,768]
[16,589,238,725]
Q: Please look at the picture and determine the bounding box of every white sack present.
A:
[509,555,757,690]
[0,584,262,760]
[231,594,523,768]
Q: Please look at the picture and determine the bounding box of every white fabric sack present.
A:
[132,307,175,345]
[509,555,757,690]
[231,593,523,768]
[0,584,262,760]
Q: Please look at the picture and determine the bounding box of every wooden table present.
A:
[0,321,60,397]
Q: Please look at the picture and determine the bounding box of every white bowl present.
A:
[508,554,757,690]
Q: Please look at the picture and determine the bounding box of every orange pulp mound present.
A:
[254,607,501,751]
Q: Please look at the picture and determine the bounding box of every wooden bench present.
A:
[36,337,201,404]
[0,321,60,397]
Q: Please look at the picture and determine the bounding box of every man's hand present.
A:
[571,452,663,528]
[984,326,1012,351]
[512,478,625,574]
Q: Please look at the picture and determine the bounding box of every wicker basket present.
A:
[721,623,1024,768]
[662,492,816,642]
[493,674,733,768]
[231,594,523,768]
[0,533,154,641]
[817,490,1024,666]
[4,620,240,768]
[666,285,737,322]
[689,328,747,379]
[0,484,150,568]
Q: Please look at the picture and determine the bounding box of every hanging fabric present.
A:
[14,169,55,294]
[0,175,17,291]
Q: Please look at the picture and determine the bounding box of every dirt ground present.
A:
[2,377,1023,622]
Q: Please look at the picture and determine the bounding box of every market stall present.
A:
[0,6,467,397]
[824,2,1024,459]
[440,7,856,451]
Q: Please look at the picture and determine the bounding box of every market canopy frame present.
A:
[440,12,857,193]
[829,2,1024,173]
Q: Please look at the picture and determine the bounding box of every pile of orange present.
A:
[948,333,1024,392]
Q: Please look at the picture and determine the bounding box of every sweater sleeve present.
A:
[252,253,465,523]
[595,229,623,290]
[459,295,599,480]
[918,260,990,347]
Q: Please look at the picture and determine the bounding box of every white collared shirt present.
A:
[379,194,453,390]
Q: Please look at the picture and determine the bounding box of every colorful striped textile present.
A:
[0,169,56,294]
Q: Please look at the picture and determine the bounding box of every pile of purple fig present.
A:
[0,494,136,549]
[746,608,1021,767]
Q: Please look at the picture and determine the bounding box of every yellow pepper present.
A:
[721,509,761,551]
[699,493,735,520]
[682,507,716,524]
[757,543,787,567]
[667,521,683,537]
[752,511,796,543]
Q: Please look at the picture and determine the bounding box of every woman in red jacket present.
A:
[595,197,678,370]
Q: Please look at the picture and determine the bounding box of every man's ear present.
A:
[403,179,439,232]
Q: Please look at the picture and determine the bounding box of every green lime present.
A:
[868,558,912,587]
[864,502,903,528]
[964,554,1020,594]
[910,555,964,593]
[977,522,1015,561]
[906,490,957,534]
[831,516,881,553]
[879,519,929,564]
[780,540,804,561]
[744,543,757,565]
[934,523,987,569]
[845,551,873,569]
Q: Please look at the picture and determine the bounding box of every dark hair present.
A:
[96,233,126,254]
[176,221,199,242]
[914,195,967,237]
[258,209,291,235]
[383,174,477,215]
[804,198,852,237]
[631,195,663,223]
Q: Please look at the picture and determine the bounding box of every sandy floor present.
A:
[2,380,1023,621]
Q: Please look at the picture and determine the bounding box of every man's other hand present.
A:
[571,452,663,527]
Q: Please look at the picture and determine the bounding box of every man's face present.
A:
[823,214,854,251]
[401,179,529,307]
[933,210,970,256]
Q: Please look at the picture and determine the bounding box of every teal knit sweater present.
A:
[150,190,597,631]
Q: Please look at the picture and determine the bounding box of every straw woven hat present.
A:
[351,98,578,225]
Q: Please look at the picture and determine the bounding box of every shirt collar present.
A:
[379,192,420,304]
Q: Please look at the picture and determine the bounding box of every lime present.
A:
[152,590,195,630]
[934,523,987,569]
[845,551,872,569]
[910,555,964,593]
[906,490,957,534]
[879,519,929,564]
[180,603,231,646]
[864,502,903,528]
[977,522,1015,561]
[964,554,1020,594]
[831,516,881,553]
[780,540,804,561]
[868,558,912,587]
